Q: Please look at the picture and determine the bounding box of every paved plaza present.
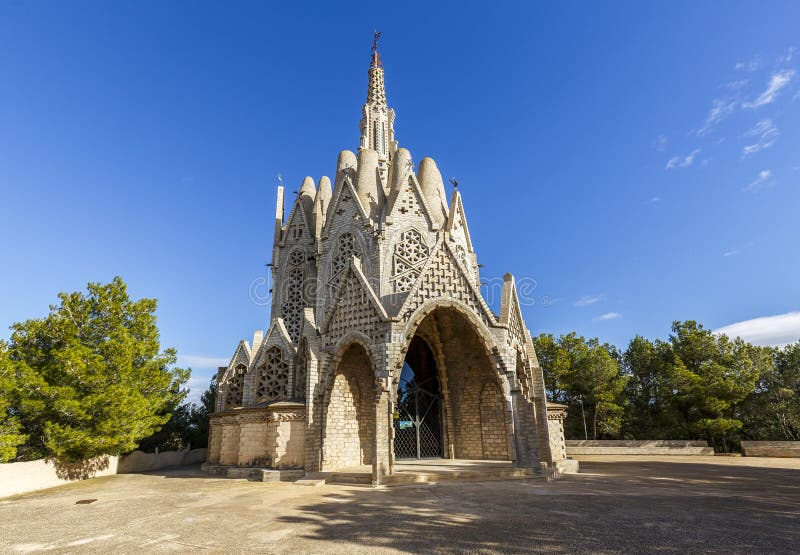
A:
[2,456,799,554]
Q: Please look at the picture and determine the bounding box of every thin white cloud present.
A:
[715,311,800,347]
[723,241,754,257]
[646,196,661,204]
[725,79,750,91]
[574,294,604,307]
[742,119,778,156]
[177,354,230,369]
[653,134,668,152]
[183,374,215,405]
[697,99,737,135]
[593,312,622,322]
[735,56,761,72]
[742,169,774,192]
[743,70,796,108]
[665,149,700,170]
[776,46,796,65]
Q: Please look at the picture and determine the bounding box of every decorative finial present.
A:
[371,31,382,67]
[449,177,459,189]
[372,30,381,54]
[277,173,283,187]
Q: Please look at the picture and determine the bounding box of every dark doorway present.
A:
[394,337,443,459]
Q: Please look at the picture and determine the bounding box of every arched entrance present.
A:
[321,342,375,470]
[394,337,443,459]
[396,305,512,462]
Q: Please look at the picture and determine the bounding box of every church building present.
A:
[206,38,573,484]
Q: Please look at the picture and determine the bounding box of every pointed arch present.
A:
[319,340,377,470]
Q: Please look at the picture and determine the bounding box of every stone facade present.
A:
[206,39,568,484]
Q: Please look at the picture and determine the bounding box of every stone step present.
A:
[325,472,373,485]
[202,464,304,482]
[383,467,537,486]
[294,478,326,487]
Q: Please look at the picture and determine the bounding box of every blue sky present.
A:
[2,2,799,402]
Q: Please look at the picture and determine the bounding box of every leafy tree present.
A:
[8,277,188,461]
[138,377,216,452]
[621,335,698,439]
[534,332,626,439]
[0,341,27,462]
[669,321,761,450]
[739,341,800,441]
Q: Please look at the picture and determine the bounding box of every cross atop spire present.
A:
[371,30,381,65]
[366,31,387,107]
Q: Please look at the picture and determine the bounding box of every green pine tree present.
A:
[8,277,188,461]
[0,341,27,462]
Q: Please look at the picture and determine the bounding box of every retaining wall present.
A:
[741,441,800,458]
[566,440,713,455]
[0,456,119,498]
[116,448,208,473]
[1,448,208,498]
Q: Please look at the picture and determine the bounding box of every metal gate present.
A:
[393,374,443,459]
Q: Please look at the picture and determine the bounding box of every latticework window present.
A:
[329,232,358,290]
[288,248,305,267]
[391,229,429,292]
[281,268,304,343]
[281,249,305,343]
[295,340,309,400]
[224,364,246,409]
[256,346,290,402]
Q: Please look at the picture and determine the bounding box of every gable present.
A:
[222,341,251,382]
[325,177,368,232]
[322,259,387,346]
[281,197,312,246]
[446,191,474,252]
[386,174,437,229]
[259,319,297,358]
[397,239,496,327]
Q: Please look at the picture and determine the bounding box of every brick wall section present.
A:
[547,405,568,461]
[237,412,270,466]
[208,404,306,468]
[270,418,306,468]
[321,344,376,470]
[219,416,241,465]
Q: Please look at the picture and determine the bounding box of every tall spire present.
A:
[366,31,387,107]
[360,31,396,183]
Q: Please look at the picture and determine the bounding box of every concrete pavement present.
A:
[1,455,799,553]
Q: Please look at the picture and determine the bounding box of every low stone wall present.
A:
[566,440,713,455]
[741,441,800,458]
[207,401,306,469]
[0,456,119,498]
[0,448,209,498]
[117,448,208,473]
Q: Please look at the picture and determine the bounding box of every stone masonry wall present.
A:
[237,412,270,466]
[207,404,306,468]
[322,344,376,470]
[547,406,568,462]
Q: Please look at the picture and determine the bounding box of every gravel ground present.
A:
[1,455,798,554]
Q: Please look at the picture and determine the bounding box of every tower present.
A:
[207,37,574,484]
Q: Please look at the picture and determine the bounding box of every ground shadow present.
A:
[50,456,111,480]
[277,460,800,554]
